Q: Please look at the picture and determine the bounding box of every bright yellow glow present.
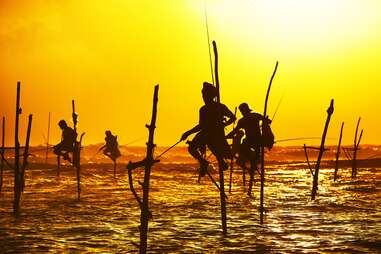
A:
[1,0,381,146]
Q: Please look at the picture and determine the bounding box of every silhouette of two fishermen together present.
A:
[53,120,120,163]
[181,82,272,177]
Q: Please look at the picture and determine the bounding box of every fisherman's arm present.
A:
[180,125,201,141]
[222,105,236,127]
[256,113,272,124]
[226,121,242,139]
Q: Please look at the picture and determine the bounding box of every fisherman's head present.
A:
[105,130,112,137]
[58,120,67,130]
[202,82,217,104]
[239,103,252,116]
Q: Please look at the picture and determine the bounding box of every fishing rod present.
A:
[204,0,214,85]
[155,140,182,160]
[271,91,285,122]
[275,137,335,143]
[125,136,147,146]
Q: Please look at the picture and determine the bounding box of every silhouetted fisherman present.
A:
[181,82,236,176]
[226,103,271,167]
[53,120,77,162]
[99,130,121,161]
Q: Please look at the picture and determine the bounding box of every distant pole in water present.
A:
[260,61,278,223]
[72,100,82,200]
[351,117,362,178]
[21,114,32,192]
[311,99,334,201]
[0,116,5,192]
[334,122,344,182]
[45,112,51,164]
[14,82,22,215]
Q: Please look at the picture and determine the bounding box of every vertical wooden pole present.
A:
[21,114,32,192]
[334,122,344,181]
[311,99,334,200]
[56,156,60,176]
[242,165,246,192]
[352,117,361,178]
[212,41,227,234]
[72,100,80,200]
[113,160,117,178]
[139,85,159,254]
[45,112,51,164]
[14,81,21,215]
[0,116,4,192]
[228,107,237,194]
[260,61,278,222]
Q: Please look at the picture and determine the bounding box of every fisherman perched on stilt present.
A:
[53,120,77,162]
[99,130,121,162]
[226,102,273,195]
[180,82,236,176]
[227,103,272,168]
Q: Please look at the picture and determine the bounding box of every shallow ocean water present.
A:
[0,162,380,253]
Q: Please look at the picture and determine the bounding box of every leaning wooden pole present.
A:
[334,122,344,181]
[0,116,5,192]
[260,61,278,222]
[13,82,22,215]
[212,40,227,234]
[21,114,32,192]
[351,117,361,178]
[311,99,334,200]
[140,85,159,253]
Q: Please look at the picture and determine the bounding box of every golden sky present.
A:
[1,0,380,146]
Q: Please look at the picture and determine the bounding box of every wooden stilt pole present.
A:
[56,156,60,176]
[72,100,81,200]
[13,82,22,215]
[113,159,117,178]
[21,115,32,192]
[260,62,278,223]
[242,165,246,192]
[311,99,334,200]
[0,116,5,192]
[212,40,227,234]
[334,122,344,181]
[139,85,159,253]
[45,112,51,164]
[303,144,314,177]
[126,85,160,253]
[352,118,361,178]
[247,163,256,196]
[228,107,237,194]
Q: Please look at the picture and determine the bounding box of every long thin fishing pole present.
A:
[271,91,285,122]
[125,136,147,146]
[155,140,182,160]
[275,137,335,143]
[204,0,214,85]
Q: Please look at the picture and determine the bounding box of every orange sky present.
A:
[1,0,381,147]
